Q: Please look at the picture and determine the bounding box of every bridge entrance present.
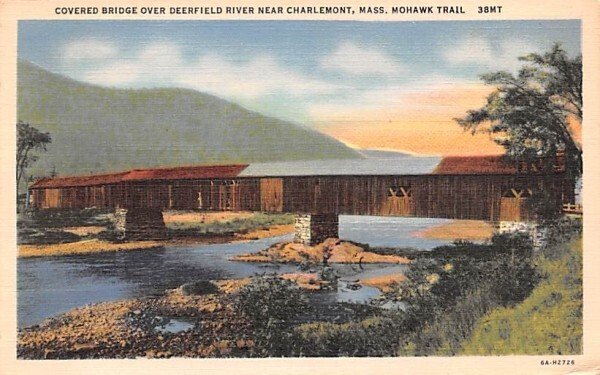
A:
[499,187,533,221]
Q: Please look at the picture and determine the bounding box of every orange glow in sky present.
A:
[315,83,506,156]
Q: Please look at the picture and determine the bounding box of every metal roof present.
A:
[238,157,443,177]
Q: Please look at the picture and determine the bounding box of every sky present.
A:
[18,20,581,155]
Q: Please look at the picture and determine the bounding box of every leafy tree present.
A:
[455,43,582,179]
[16,121,51,190]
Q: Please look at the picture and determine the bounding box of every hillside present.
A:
[17,60,360,177]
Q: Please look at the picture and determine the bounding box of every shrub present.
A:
[234,275,309,356]
[24,208,112,228]
[181,280,220,296]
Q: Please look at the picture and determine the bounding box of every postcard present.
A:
[1,0,599,373]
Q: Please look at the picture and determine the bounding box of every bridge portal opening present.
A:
[381,184,412,216]
[499,186,533,221]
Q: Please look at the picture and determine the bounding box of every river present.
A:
[18,216,454,328]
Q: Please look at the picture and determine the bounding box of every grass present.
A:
[461,238,582,355]
[166,213,295,237]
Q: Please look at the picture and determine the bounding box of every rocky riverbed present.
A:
[232,238,411,264]
[18,280,257,359]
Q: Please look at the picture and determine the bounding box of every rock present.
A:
[73,342,96,350]
[133,310,142,315]
[43,349,57,359]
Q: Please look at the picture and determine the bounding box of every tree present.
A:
[455,43,582,179]
[17,121,52,190]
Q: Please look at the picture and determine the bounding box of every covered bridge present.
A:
[29,155,575,243]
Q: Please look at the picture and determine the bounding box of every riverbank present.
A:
[18,225,295,258]
[461,237,582,355]
[18,282,253,359]
[17,274,361,359]
[18,239,164,258]
[414,220,494,241]
[18,211,295,258]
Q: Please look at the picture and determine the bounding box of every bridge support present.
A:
[294,214,339,246]
[497,221,547,249]
[112,208,167,240]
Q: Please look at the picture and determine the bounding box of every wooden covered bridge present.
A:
[29,155,576,244]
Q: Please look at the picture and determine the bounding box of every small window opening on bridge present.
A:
[388,185,411,198]
[502,187,533,198]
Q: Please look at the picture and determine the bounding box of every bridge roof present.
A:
[124,164,248,181]
[30,172,130,189]
[238,157,443,177]
[30,155,558,189]
[30,164,248,188]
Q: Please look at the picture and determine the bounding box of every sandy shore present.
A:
[361,273,406,293]
[19,239,164,258]
[414,220,494,241]
[18,225,295,258]
[234,224,294,241]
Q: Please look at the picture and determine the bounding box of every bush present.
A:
[296,314,405,357]
[24,208,113,228]
[17,228,81,245]
[181,280,220,296]
[166,213,295,238]
[380,233,538,356]
[462,239,582,355]
[234,275,309,356]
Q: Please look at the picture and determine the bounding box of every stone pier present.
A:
[112,208,167,240]
[294,214,339,246]
[497,221,547,249]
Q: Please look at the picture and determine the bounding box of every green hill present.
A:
[17,60,360,178]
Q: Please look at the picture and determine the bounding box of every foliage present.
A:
[462,238,582,355]
[17,120,51,189]
[234,275,309,356]
[22,207,113,228]
[389,234,538,355]
[181,280,220,296]
[540,217,582,259]
[455,43,582,178]
[296,314,405,357]
[294,232,541,357]
[166,213,294,238]
[17,227,82,245]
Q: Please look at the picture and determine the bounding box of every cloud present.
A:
[63,39,118,60]
[62,40,338,99]
[320,41,405,76]
[178,54,339,99]
[443,37,537,71]
[308,75,482,119]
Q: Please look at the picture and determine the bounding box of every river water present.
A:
[17,216,453,328]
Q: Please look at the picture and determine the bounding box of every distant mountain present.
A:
[17,60,361,178]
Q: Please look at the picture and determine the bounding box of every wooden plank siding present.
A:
[260,178,284,212]
[29,174,574,221]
